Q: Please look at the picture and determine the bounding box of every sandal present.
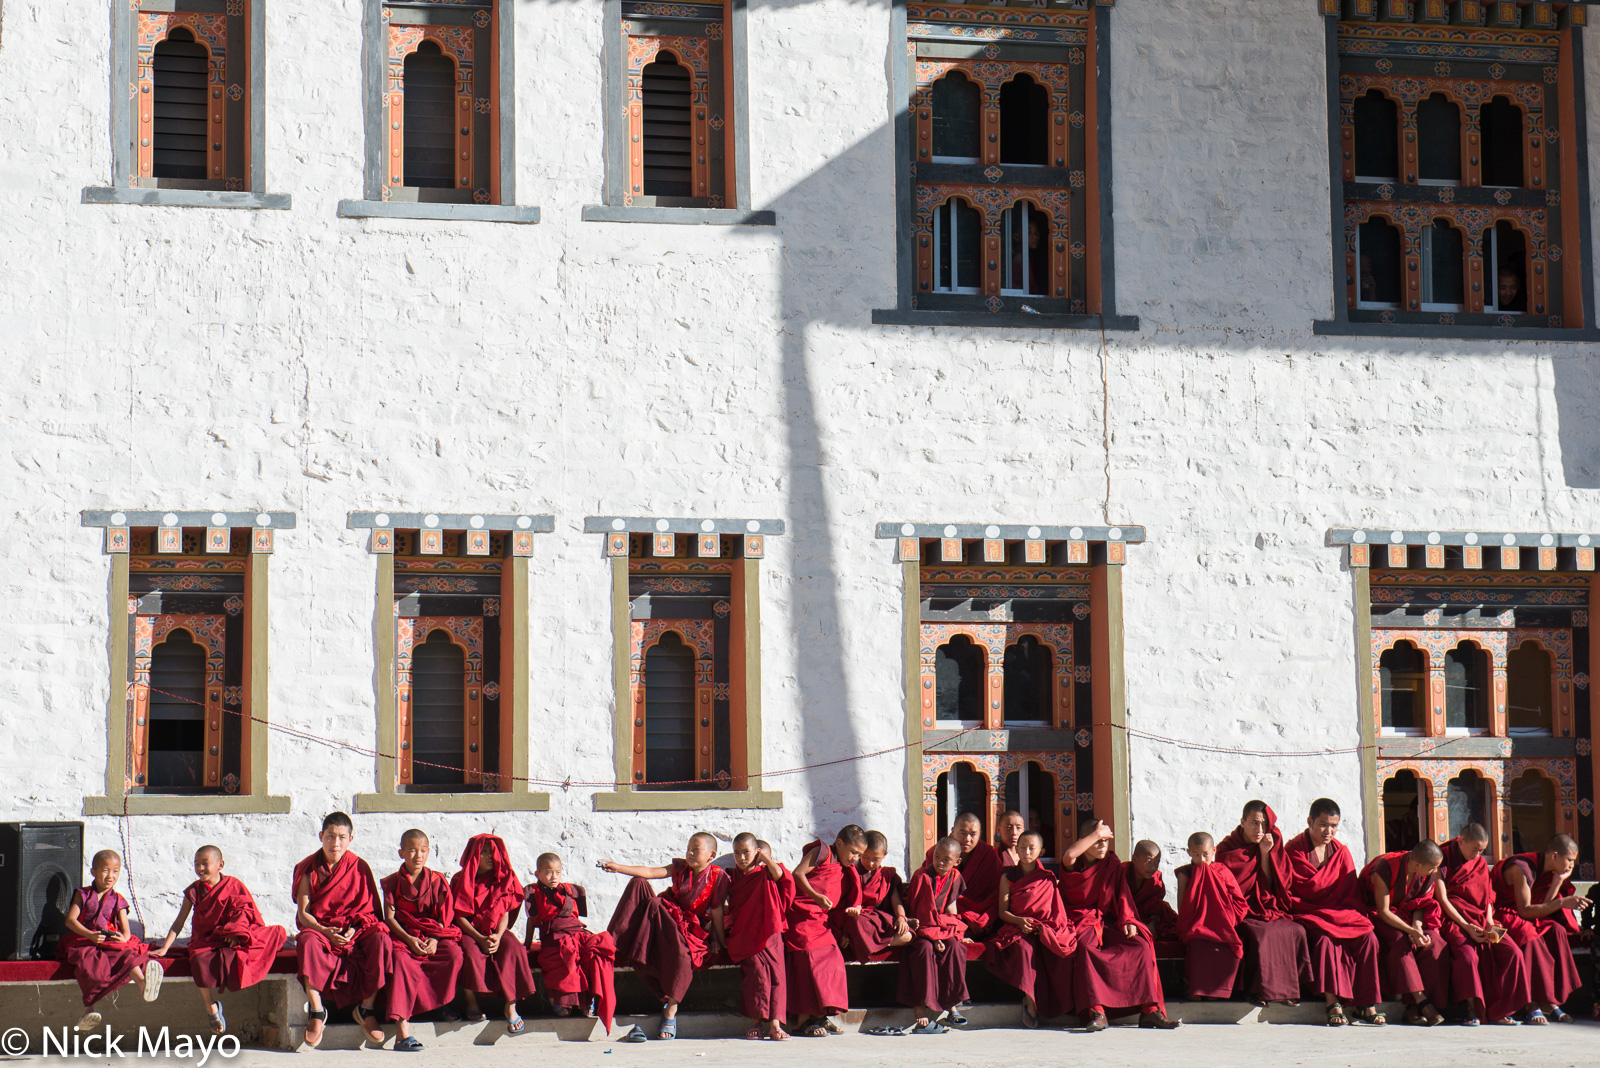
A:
[1552,1010,1574,1023]
[463,1010,488,1023]
[864,1026,905,1036]
[1352,1006,1386,1026]
[1489,1017,1519,1026]
[768,1023,790,1041]
[620,1025,650,1043]
[746,1027,764,1041]
[505,1016,527,1037]
[394,1036,424,1052]
[356,1005,385,1044]
[1022,999,1039,1029]
[207,1004,227,1036]
[76,1011,103,1033]
[1326,1004,1347,1027]
[142,960,165,1002]
[823,1017,844,1035]
[304,1009,328,1048]
[1462,1017,1481,1027]
[1526,1009,1548,1026]
[909,1020,948,1035]
[801,1022,829,1038]
[945,1007,969,1026]
[658,1016,678,1041]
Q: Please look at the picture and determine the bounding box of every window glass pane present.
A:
[935,635,985,721]
[1382,770,1421,853]
[955,200,980,290]
[1481,96,1524,187]
[1002,635,1053,723]
[1417,94,1461,182]
[1444,644,1485,731]
[1380,642,1421,729]
[1353,90,1398,178]
[1507,643,1553,733]
[403,43,458,189]
[1446,772,1488,839]
[1359,219,1401,305]
[932,73,980,159]
[1425,220,1463,306]
[999,74,1049,166]
[936,764,988,839]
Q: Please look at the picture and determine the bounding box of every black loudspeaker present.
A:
[0,822,83,961]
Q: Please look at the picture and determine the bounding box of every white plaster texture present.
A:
[0,0,1595,928]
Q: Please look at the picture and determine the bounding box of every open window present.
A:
[1506,768,1555,855]
[1004,760,1057,858]
[1480,96,1524,188]
[936,633,986,725]
[146,629,208,790]
[935,762,989,840]
[1380,640,1426,735]
[1506,640,1553,735]
[1444,641,1489,735]
[933,198,983,295]
[1002,634,1053,725]
[1001,202,1049,298]
[1416,93,1461,186]
[1382,769,1425,853]
[999,74,1049,167]
[1485,221,1528,314]
[1420,219,1465,313]
[127,6,254,191]
[931,72,981,163]
[1446,769,1492,842]
[1356,218,1402,309]
[1353,89,1399,182]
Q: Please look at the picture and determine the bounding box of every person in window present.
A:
[1497,264,1525,313]
[1359,254,1376,304]
[1008,214,1048,297]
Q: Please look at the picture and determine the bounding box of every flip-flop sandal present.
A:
[769,1025,790,1041]
[945,1008,969,1025]
[1325,1004,1347,1027]
[437,1009,463,1022]
[909,1021,948,1035]
[464,1011,488,1023]
[1462,1017,1481,1027]
[863,1026,905,1036]
[1552,1011,1574,1023]
[801,1023,829,1037]
[657,1017,678,1040]
[394,1036,425,1052]
[1352,1008,1386,1026]
[620,1025,650,1043]
[505,1017,527,1036]
[1022,1001,1040,1029]
[207,1004,227,1036]
[304,1009,328,1048]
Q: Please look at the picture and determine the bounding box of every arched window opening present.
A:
[148,629,206,790]
[643,632,696,786]
[1506,769,1554,855]
[933,198,982,294]
[1446,769,1491,842]
[1380,640,1425,734]
[412,629,465,786]
[1416,93,1461,184]
[403,41,457,189]
[1486,221,1527,314]
[1353,89,1399,181]
[1420,219,1464,310]
[641,54,693,197]
[152,29,209,180]
[1003,762,1057,858]
[1357,218,1402,308]
[931,72,981,161]
[1382,770,1424,854]
[1444,642,1489,734]
[935,763,988,841]
[1481,96,1524,187]
[1506,642,1553,735]
[1001,203,1049,298]
[935,634,985,724]
[999,74,1049,166]
[1002,635,1053,724]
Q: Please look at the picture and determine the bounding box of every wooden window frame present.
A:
[80,510,292,816]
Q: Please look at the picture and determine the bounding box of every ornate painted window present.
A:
[1337,526,1596,873]
[886,523,1143,859]
[1321,0,1596,337]
[622,3,735,208]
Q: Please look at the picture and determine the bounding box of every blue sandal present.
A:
[505,1016,527,1036]
[207,1004,227,1036]
[658,1016,678,1040]
[394,1036,424,1052]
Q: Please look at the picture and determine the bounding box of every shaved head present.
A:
[195,844,223,863]
[1410,840,1443,865]
[1133,839,1160,858]
[1546,833,1579,858]
[1459,822,1490,845]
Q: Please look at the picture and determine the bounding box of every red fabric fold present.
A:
[1128,868,1179,939]
[1439,839,1492,927]
[451,835,524,933]
[526,882,616,1033]
[1492,852,1579,934]
[1216,805,1295,922]
[1360,852,1442,929]
[292,850,383,935]
[381,868,461,950]
[1282,832,1374,939]
[992,865,1076,957]
[905,865,966,943]
[786,841,843,951]
[924,841,1001,932]
[1059,850,1143,937]
[1177,863,1247,955]
[184,876,287,991]
[727,865,793,962]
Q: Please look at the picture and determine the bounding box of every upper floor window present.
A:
[128,3,254,190]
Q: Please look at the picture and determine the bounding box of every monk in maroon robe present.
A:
[1174,832,1248,999]
[1058,819,1177,1029]
[379,830,464,1051]
[152,845,286,1036]
[1126,840,1179,941]
[995,810,1027,867]
[1281,798,1383,1025]
[727,834,794,1041]
[293,812,391,1047]
[1435,824,1529,1025]
[1361,840,1447,1023]
[897,837,968,1033]
[830,829,909,963]
[451,834,535,1032]
[602,831,730,1040]
[985,830,1077,1025]
[923,811,1002,939]
[1216,801,1311,1005]
[525,852,616,1034]
[1491,832,1591,1022]
[60,850,162,1031]
[787,826,865,1033]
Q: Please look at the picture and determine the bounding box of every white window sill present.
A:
[83,187,291,210]
[338,201,540,224]
[580,205,775,226]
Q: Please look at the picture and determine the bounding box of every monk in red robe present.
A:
[292,812,391,1047]
[525,852,616,1034]
[1361,840,1447,1024]
[1281,798,1383,1026]
[451,834,535,1034]
[923,812,1002,940]
[60,849,163,1033]
[1126,839,1179,941]
[727,834,793,1041]
[787,825,865,1035]
[830,829,909,963]
[1215,801,1311,1005]
[1058,819,1178,1030]
[379,830,464,1051]
[1434,823,1529,1025]
[602,831,730,1041]
[1491,832,1592,1022]
[986,830,1077,1026]
[897,836,968,1033]
[1174,832,1248,999]
[152,845,286,1037]
[995,811,1027,867]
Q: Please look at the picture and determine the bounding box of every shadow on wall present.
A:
[1552,355,1600,488]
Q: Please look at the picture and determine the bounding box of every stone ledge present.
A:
[353,791,551,814]
[82,795,291,816]
[580,205,776,225]
[591,789,784,811]
[871,309,1142,331]
[337,201,541,224]
[1313,319,1600,343]
[82,187,291,210]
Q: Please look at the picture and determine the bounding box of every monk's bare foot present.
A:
[745,1026,763,1041]
[767,1021,789,1041]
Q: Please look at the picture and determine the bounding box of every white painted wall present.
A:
[0,0,1595,927]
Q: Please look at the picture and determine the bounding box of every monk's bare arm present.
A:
[708,903,727,952]
[1060,821,1113,867]
[152,899,194,956]
[1256,837,1275,888]
[1369,875,1416,936]
[758,850,784,881]
[996,874,1022,927]
[1175,870,1190,910]
[793,847,830,908]
[598,861,671,880]
[1432,880,1480,937]
[1508,865,1577,919]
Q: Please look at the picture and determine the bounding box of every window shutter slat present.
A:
[403,46,458,189]
[152,35,211,180]
[641,59,693,197]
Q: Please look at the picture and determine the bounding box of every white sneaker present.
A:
[76,1011,102,1032]
[142,959,164,1002]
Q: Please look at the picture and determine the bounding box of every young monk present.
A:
[787,825,866,1036]
[995,811,1027,866]
[1126,840,1179,941]
[379,829,464,1051]
[451,834,534,1034]
[726,834,792,1042]
[898,836,968,1034]
[60,849,163,1032]
[602,831,730,1041]
[985,830,1076,1027]
[1173,832,1248,1000]
[1435,823,1529,1026]
[831,830,910,963]
[1058,819,1179,1030]
[292,812,391,1048]
[1214,801,1311,1006]
[525,852,616,1034]
[1491,832,1592,1023]
[922,812,1002,940]
[1361,839,1448,1025]
[151,845,286,1036]
[1282,798,1384,1026]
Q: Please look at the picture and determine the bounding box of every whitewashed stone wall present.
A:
[0,0,1596,926]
